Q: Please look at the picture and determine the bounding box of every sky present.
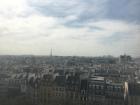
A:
[0,0,140,57]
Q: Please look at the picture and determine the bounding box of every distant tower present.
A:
[50,48,52,57]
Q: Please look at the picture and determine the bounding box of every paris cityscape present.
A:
[0,0,140,105]
[0,54,140,105]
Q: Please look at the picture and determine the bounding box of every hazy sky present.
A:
[0,0,140,57]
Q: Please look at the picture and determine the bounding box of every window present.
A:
[96,85,100,89]
[56,88,58,91]
[93,85,95,89]
[101,86,104,89]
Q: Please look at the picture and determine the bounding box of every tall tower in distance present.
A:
[50,48,52,57]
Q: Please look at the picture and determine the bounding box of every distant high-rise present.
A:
[119,54,132,64]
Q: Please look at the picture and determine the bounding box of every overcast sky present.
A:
[0,0,140,57]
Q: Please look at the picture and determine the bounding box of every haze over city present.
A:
[0,0,140,57]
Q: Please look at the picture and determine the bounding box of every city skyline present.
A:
[0,0,140,57]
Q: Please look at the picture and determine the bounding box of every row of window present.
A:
[54,87,65,91]
[89,85,122,92]
[89,85,104,90]
[55,93,65,97]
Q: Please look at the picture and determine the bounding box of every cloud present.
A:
[0,0,32,18]
[106,0,140,23]
[0,0,139,56]
[29,0,140,26]
[29,0,108,25]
